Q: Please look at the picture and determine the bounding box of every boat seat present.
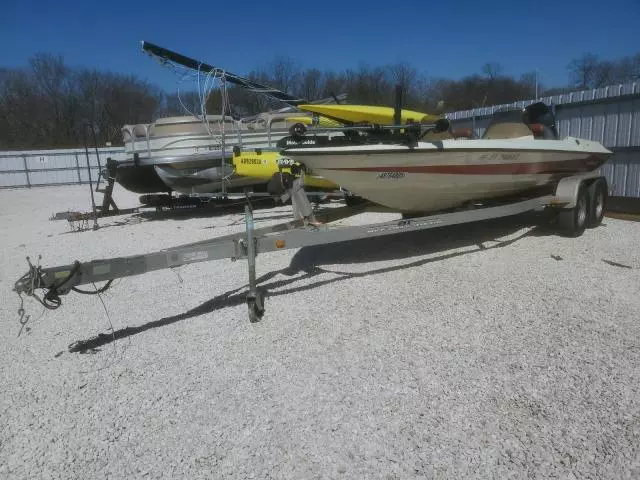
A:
[147,116,234,137]
[121,124,150,139]
[482,122,533,139]
[452,128,473,139]
[421,130,454,141]
[149,122,222,137]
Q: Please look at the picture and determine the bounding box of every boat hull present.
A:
[287,139,612,212]
[115,164,170,194]
[154,164,265,195]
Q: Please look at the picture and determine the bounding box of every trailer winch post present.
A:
[82,126,100,231]
[244,204,264,322]
[393,84,403,131]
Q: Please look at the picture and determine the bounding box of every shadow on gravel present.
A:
[68,213,551,353]
[133,197,278,223]
[202,213,295,229]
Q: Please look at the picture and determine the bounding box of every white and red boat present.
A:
[283,103,612,213]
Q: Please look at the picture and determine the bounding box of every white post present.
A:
[220,73,227,197]
[22,155,31,188]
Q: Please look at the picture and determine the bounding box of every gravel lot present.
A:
[1,184,639,479]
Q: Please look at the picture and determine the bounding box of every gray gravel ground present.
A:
[1,184,639,479]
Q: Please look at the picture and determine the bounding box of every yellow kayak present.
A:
[233,149,338,190]
[297,104,440,125]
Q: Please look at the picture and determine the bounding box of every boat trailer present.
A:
[14,173,605,323]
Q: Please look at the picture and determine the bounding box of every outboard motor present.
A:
[433,118,451,133]
[523,102,558,139]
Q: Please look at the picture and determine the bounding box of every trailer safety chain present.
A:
[16,292,30,337]
[15,255,117,331]
[23,258,103,307]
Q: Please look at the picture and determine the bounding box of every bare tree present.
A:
[163,90,203,117]
[266,56,301,95]
[567,53,601,89]
[0,69,44,148]
[3,49,637,149]
[387,62,418,89]
[0,56,161,148]
[519,72,541,98]
[568,51,640,89]
[321,71,346,100]
[299,68,323,101]
[29,53,79,145]
[611,52,640,83]
[481,62,504,80]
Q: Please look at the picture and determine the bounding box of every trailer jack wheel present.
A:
[247,290,265,323]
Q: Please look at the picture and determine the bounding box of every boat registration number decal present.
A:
[478,153,521,161]
[240,157,268,165]
[377,172,405,179]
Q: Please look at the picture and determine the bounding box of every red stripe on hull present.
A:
[323,156,606,175]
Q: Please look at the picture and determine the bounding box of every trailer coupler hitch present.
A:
[14,256,82,315]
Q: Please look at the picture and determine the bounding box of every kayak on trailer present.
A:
[297,104,440,125]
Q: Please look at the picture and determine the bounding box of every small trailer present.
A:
[14,172,607,324]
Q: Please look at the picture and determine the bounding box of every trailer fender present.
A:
[554,173,602,209]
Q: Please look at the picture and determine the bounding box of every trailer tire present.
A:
[586,178,607,228]
[557,183,589,237]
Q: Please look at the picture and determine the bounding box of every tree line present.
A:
[0,51,638,150]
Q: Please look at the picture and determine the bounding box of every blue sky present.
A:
[2,0,639,93]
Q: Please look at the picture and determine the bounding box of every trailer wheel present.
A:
[586,178,607,228]
[557,183,590,237]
